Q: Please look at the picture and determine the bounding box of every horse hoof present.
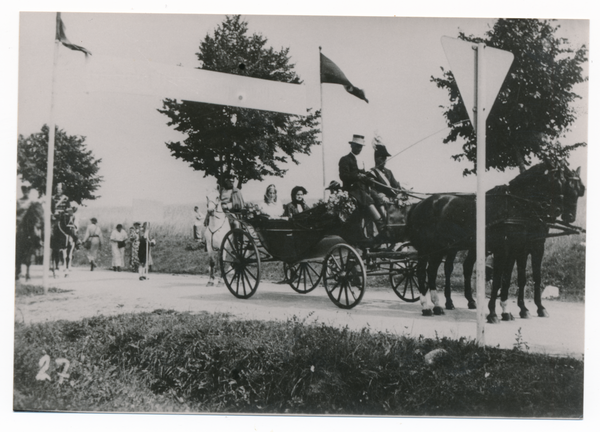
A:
[501,312,515,321]
[422,309,433,317]
[487,314,500,324]
[467,301,477,310]
[445,301,455,310]
[520,310,531,319]
[537,308,549,318]
[433,306,445,315]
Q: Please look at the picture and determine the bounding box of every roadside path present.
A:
[14,265,585,357]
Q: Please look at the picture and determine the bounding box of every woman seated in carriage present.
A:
[259,184,284,218]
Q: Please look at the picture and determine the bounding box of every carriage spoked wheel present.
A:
[389,259,420,302]
[283,261,323,294]
[323,244,366,309]
[220,229,261,299]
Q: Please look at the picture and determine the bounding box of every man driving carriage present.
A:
[367,143,406,218]
[51,183,80,247]
[338,134,389,242]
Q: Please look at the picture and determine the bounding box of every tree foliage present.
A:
[158,15,321,188]
[17,124,103,203]
[431,19,587,174]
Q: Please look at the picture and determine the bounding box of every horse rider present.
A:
[16,180,34,227]
[367,143,406,218]
[338,134,389,241]
[51,183,80,247]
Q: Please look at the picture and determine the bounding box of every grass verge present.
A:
[14,311,583,417]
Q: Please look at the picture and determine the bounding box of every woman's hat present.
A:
[291,186,308,200]
[348,134,365,146]
[325,180,342,191]
[374,144,391,158]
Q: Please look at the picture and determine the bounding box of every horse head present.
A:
[508,161,567,221]
[561,165,585,224]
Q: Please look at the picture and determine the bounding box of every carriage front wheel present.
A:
[283,261,323,294]
[220,229,261,299]
[323,244,366,309]
[389,259,420,302]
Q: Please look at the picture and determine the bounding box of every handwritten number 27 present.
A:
[36,355,70,383]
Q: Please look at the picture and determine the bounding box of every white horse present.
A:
[205,191,231,286]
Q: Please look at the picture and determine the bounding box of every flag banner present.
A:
[56,12,91,56]
[320,52,368,103]
[84,55,307,116]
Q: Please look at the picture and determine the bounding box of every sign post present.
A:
[441,37,513,345]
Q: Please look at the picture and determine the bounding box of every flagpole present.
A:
[42,33,61,293]
[319,47,326,200]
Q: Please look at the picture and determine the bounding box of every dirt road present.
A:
[14,265,585,357]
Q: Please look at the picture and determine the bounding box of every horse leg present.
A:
[444,250,456,310]
[416,256,432,316]
[531,241,549,317]
[500,254,516,321]
[207,251,215,286]
[515,251,530,318]
[428,254,445,316]
[462,249,477,309]
[487,250,505,324]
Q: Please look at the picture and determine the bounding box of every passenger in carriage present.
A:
[367,143,403,218]
[260,184,284,218]
[338,134,389,239]
[283,186,309,217]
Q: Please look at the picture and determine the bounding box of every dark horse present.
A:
[406,161,580,318]
[51,211,77,277]
[15,201,44,281]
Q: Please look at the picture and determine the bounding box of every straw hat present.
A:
[348,134,365,146]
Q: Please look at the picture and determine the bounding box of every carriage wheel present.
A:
[220,229,261,299]
[284,261,323,294]
[323,244,366,309]
[389,259,420,302]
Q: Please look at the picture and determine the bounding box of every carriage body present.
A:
[218,200,421,309]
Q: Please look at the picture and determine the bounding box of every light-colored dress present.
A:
[110,228,129,268]
[83,223,102,263]
[260,201,283,218]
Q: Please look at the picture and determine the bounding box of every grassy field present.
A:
[13,310,583,416]
[73,198,587,300]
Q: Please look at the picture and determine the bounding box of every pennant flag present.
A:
[320,52,368,103]
[56,12,91,56]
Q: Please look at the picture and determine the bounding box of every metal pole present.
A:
[42,38,61,293]
[319,47,326,200]
[475,43,487,345]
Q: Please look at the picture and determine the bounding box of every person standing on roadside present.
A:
[82,218,102,271]
[129,222,141,271]
[110,224,128,272]
[138,222,156,281]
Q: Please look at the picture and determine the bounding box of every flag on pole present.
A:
[56,12,91,56]
[320,52,368,103]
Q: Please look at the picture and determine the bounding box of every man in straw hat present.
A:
[338,134,389,241]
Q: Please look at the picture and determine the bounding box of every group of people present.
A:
[99,221,155,280]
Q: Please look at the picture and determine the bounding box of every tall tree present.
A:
[158,15,321,188]
[17,124,103,203]
[431,19,587,174]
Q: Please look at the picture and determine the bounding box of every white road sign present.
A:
[441,36,514,126]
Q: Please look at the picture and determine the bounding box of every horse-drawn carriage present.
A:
[215,159,585,319]
[218,197,420,309]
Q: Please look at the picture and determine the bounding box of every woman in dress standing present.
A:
[109,224,128,272]
[82,218,102,271]
[138,222,156,281]
[129,222,140,271]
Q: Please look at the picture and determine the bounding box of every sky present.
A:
[3,2,600,431]
[11,7,590,211]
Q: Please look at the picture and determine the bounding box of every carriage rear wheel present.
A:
[389,259,420,302]
[323,244,366,309]
[283,261,323,294]
[220,229,261,299]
